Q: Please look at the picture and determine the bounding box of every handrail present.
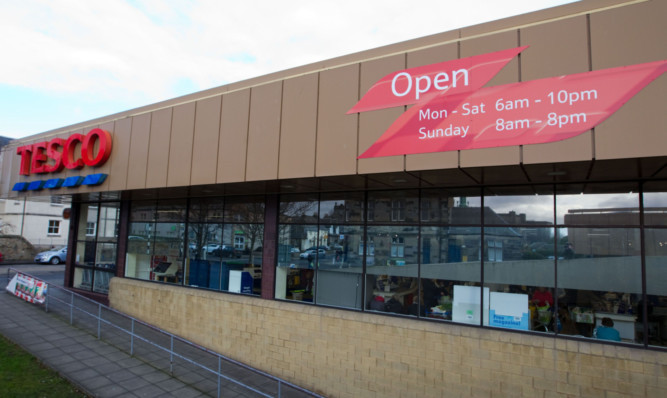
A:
[5,267,324,398]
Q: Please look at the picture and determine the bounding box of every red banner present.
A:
[354,50,666,158]
[347,46,528,114]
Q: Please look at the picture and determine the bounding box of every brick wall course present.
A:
[110,278,667,397]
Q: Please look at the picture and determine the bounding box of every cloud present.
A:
[0,0,577,137]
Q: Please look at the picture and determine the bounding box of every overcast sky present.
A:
[0,0,576,139]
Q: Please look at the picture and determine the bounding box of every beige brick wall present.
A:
[110,278,667,398]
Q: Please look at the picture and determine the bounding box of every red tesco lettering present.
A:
[16,129,112,176]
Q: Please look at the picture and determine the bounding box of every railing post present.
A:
[44,285,49,313]
[170,335,174,375]
[218,357,222,398]
[97,303,102,339]
[69,293,74,324]
[130,319,135,356]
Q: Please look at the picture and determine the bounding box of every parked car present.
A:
[213,245,241,258]
[305,245,329,251]
[290,247,300,254]
[299,249,325,260]
[35,247,67,265]
[205,244,221,254]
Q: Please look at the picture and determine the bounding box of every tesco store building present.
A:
[2,0,666,396]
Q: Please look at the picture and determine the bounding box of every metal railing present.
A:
[5,268,323,398]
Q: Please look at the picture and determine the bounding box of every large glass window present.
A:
[367,190,419,224]
[126,196,264,295]
[277,193,364,309]
[113,181,667,349]
[482,188,555,332]
[643,182,667,347]
[125,200,185,286]
[73,202,120,294]
[420,226,481,321]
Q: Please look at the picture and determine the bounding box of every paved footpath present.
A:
[0,282,207,398]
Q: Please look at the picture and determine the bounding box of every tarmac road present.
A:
[0,262,65,286]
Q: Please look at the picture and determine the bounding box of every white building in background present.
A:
[0,197,70,249]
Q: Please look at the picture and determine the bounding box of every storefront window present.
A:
[557,227,641,344]
[276,224,320,302]
[367,190,419,224]
[420,188,481,225]
[125,200,185,285]
[112,182,667,348]
[556,184,639,225]
[73,202,120,293]
[644,228,667,348]
[365,225,419,315]
[420,226,481,321]
[483,226,555,333]
[643,182,667,348]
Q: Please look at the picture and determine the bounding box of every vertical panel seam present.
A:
[314,73,321,177]
[145,114,153,188]
[187,102,198,186]
[355,63,361,175]
[244,88,253,182]
[166,107,176,187]
[276,81,284,180]
[587,13,596,160]
[213,95,223,184]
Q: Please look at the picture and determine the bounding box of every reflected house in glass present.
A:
[1,1,666,396]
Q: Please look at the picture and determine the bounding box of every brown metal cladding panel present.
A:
[357,54,406,174]
[460,31,520,91]
[521,15,593,164]
[126,114,151,190]
[521,16,589,81]
[523,132,593,165]
[246,81,282,182]
[107,118,132,192]
[145,108,172,188]
[191,96,222,186]
[167,102,196,187]
[218,89,250,183]
[405,44,461,172]
[590,0,666,69]
[278,74,318,179]
[596,74,666,160]
[2,144,21,199]
[458,0,631,38]
[0,147,12,198]
[459,31,522,168]
[590,0,667,160]
[316,64,359,177]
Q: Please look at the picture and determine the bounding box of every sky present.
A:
[0,0,577,139]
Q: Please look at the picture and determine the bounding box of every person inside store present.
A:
[532,286,554,308]
[422,279,447,312]
[595,317,621,342]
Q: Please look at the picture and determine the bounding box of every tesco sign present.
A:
[16,128,112,176]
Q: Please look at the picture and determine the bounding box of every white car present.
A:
[205,244,221,254]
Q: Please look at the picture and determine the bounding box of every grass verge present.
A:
[0,334,88,397]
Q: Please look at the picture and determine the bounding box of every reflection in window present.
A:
[556,187,639,225]
[557,227,641,344]
[644,228,667,347]
[74,201,120,293]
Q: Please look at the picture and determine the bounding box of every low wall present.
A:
[0,235,36,261]
[109,278,667,397]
